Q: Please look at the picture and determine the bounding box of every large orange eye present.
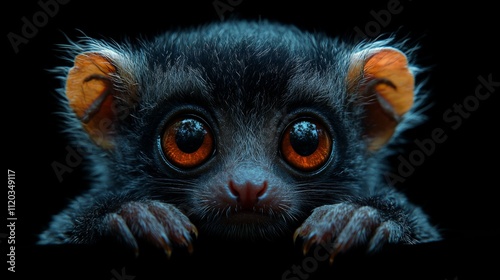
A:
[161,116,214,169]
[281,119,332,171]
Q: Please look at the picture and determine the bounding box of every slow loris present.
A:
[39,20,441,261]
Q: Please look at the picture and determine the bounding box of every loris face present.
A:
[143,68,361,239]
[40,20,440,257]
[106,22,366,239]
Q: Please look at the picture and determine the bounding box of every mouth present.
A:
[219,210,275,223]
[193,208,296,240]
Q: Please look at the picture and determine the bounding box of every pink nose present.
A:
[228,180,268,210]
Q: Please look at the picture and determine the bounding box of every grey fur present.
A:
[39,20,440,249]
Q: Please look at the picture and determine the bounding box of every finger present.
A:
[333,206,380,255]
[120,202,174,258]
[147,201,197,249]
[107,213,139,257]
[367,220,402,253]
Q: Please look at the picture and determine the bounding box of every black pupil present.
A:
[289,121,319,156]
[175,119,206,153]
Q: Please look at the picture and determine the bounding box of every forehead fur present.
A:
[119,21,360,124]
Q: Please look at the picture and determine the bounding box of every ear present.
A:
[65,52,129,149]
[347,47,415,151]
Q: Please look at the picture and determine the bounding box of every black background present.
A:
[4,0,499,279]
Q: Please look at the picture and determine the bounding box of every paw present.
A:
[294,203,404,263]
[103,200,198,258]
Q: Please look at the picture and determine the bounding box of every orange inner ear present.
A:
[363,49,414,117]
[348,48,415,151]
[65,53,117,148]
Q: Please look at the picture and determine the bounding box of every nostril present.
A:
[228,180,268,209]
[257,181,268,198]
[229,181,240,198]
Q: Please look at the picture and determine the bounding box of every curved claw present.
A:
[158,232,173,258]
[302,233,318,255]
[293,229,301,244]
